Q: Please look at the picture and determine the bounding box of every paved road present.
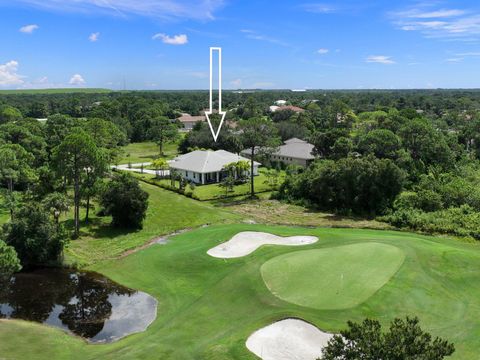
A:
[112,162,170,176]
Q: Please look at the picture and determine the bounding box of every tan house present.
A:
[177,113,206,131]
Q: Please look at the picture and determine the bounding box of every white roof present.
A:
[170,150,260,173]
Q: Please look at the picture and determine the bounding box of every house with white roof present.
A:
[170,150,260,184]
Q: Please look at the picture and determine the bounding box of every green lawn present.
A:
[134,169,284,201]
[261,243,405,310]
[64,182,242,266]
[118,140,183,165]
[1,225,480,359]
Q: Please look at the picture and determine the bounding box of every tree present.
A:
[0,105,22,124]
[152,158,169,178]
[218,174,235,197]
[320,317,455,360]
[310,128,349,158]
[0,144,35,219]
[52,130,101,236]
[357,129,401,159]
[81,149,109,224]
[280,156,405,215]
[42,192,70,227]
[0,240,21,279]
[45,114,77,154]
[100,173,149,229]
[1,203,67,268]
[239,117,280,197]
[148,117,179,155]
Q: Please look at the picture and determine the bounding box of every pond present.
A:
[0,268,157,343]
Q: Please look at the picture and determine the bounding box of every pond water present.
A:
[0,268,157,343]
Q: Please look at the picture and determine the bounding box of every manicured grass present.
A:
[118,140,183,165]
[64,182,242,266]
[1,225,480,358]
[261,243,405,310]
[193,170,284,200]
[134,169,283,201]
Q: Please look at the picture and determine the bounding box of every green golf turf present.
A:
[261,243,405,310]
[1,225,480,359]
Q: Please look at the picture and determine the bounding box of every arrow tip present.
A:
[205,111,226,142]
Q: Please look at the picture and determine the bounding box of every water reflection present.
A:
[0,268,157,343]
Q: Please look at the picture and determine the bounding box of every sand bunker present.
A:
[207,231,318,258]
[246,318,333,360]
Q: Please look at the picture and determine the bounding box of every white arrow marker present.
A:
[205,47,226,142]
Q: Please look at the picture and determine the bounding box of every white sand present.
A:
[246,319,333,360]
[207,231,318,258]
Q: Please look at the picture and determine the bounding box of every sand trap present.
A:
[207,231,318,258]
[246,318,333,360]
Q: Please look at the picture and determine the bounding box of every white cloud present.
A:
[242,30,289,47]
[391,4,480,40]
[317,48,329,54]
[13,0,223,21]
[0,60,25,86]
[69,74,86,86]
[19,24,39,34]
[301,3,335,14]
[366,55,395,64]
[400,9,466,19]
[152,33,188,45]
[456,52,480,56]
[446,57,464,63]
[89,32,100,42]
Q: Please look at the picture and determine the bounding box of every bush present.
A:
[1,203,67,268]
[101,173,149,229]
[321,316,454,359]
[380,205,480,239]
[0,240,21,278]
[280,156,405,215]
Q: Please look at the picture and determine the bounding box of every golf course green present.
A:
[261,243,405,310]
[0,224,479,359]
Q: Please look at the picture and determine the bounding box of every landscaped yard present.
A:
[132,169,284,201]
[1,225,479,359]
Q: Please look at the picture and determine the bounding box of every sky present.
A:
[1,0,480,90]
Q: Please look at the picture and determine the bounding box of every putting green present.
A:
[261,242,405,310]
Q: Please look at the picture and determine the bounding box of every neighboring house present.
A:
[241,138,315,167]
[271,138,315,166]
[275,100,287,106]
[177,113,206,131]
[170,150,260,184]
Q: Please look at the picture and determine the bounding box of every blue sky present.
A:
[1,0,480,90]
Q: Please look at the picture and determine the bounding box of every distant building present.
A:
[170,150,260,184]
[241,138,315,167]
[274,100,287,106]
[269,105,305,113]
[177,113,206,131]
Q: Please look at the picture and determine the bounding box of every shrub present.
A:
[1,203,67,268]
[101,173,149,229]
